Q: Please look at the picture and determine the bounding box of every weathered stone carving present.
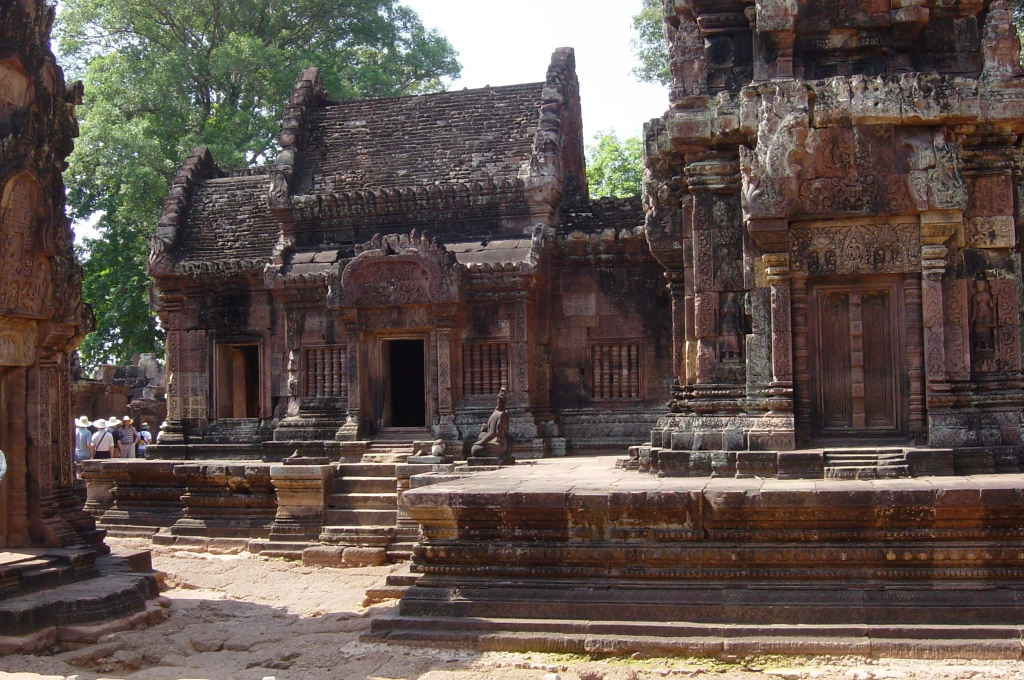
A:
[789,222,921,276]
[719,292,743,360]
[970,277,996,353]
[470,387,512,464]
[0,317,37,366]
[982,0,1023,79]
[0,58,31,120]
[341,231,459,307]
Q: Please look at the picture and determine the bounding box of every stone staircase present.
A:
[319,429,430,560]
[823,447,910,479]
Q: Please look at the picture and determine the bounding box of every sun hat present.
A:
[107,416,120,425]
[140,423,150,431]
[92,418,108,428]
[121,415,133,423]
[75,416,91,427]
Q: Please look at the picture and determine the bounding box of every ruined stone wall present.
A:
[0,0,98,548]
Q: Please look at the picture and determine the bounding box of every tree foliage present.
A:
[586,131,643,199]
[631,0,669,86]
[58,0,461,367]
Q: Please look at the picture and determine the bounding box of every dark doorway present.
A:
[216,344,261,419]
[388,339,426,427]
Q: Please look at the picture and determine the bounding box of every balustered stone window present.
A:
[462,342,508,395]
[590,343,641,401]
[303,346,347,399]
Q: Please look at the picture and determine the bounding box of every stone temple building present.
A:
[641,0,1024,474]
[149,49,672,459]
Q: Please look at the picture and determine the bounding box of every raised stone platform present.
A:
[0,547,164,653]
[368,456,1024,658]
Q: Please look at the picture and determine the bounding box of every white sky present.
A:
[403,0,668,141]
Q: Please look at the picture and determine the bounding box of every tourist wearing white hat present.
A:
[74,416,92,462]
[90,419,115,459]
[74,416,93,478]
[118,416,139,459]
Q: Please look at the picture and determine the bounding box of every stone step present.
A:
[0,555,158,638]
[825,465,911,480]
[324,508,398,526]
[319,526,395,547]
[337,463,397,478]
[361,452,411,464]
[334,476,397,494]
[328,492,397,510]
[0,556,77,601]
[364,611,1024,658]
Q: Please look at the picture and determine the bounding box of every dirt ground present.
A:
[1,539,1023,680]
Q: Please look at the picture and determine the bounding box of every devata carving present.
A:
[970,279,995,350]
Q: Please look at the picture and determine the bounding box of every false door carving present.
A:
[809,279,906,441]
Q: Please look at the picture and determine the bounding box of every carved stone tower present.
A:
[645,0,1024,468]
[0,0,98,548]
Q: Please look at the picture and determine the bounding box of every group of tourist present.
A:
[73,415,151,463]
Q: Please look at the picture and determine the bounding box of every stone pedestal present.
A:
[265,464,333,559]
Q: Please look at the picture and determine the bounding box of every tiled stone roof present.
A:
[177,173,278,263]
[293,84,544,194]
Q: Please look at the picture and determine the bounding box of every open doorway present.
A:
[216,343,260,419]
[385,339,425,427]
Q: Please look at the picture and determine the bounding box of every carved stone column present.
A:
[435,319,459,441]
[335,321,360,441]
[665,270,689,384]
[686,152,741,390]
[764,253,793,414]
[919,210,961,406]
[921,245,950,399]
[158,301,186,444]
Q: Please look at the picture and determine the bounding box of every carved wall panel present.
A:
[789,222,921,276]
[943,278,971,380]
[746,288,773,385]
[0,59,31,121]
[966,216,1015,248]
[0,318,37,366]
[0,174,50,317]
[180,330,208,419]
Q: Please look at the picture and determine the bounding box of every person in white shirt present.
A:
[90,419,115,459]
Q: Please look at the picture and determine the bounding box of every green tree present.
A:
[631,0,669,86]
[586,131,643,199]
[58,0,461,367]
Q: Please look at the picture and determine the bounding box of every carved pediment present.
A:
[340,231,459,307]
